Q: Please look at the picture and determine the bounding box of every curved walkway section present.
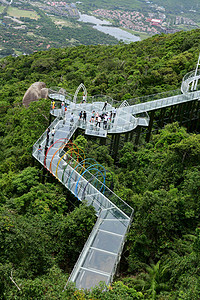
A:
[181,70,200,94]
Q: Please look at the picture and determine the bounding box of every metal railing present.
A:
[181,70,200,93]
[47,148,133,218]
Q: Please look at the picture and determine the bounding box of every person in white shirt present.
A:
[82,94,86,103]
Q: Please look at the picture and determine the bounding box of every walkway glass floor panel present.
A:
[75,269,110,290]
[82,248,117,273]
[99,219,129,235]
[91,230,123,254]
[100,208,130,220]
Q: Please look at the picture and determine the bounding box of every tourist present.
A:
[113,107,117,118]
[79,111,82,120]
[103,113,108,129]
[52,101,55,113]
[90,110,95,122]
[109,110,113,121]
[95,111,99,122]
[61,101,65,114]
[51,127,55,137]
[96,116,101,128]
[83,111,87,123]
[37,144,42,158]
[82,93,86,103]
[46,128,50,144]
[44,145,48,157]
[70,113,74,123]
[102,100,108,111]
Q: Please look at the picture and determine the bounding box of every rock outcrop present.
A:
[22,82,48,107]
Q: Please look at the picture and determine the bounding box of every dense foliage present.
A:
[0,29,200,298]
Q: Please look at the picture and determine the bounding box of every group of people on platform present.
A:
[78,108,116,130]
[39,97,117,158]
[51,100,68,115]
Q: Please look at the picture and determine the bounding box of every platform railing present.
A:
[181,70,200,93]
[128,90,200,114]
[49,149,133,218]
[126,89,182,106]
[32,115,62,155]
[66,206,132,290]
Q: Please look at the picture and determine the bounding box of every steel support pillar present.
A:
[113,134,120,162]
[146,110,155,142]
[170,105,176,123]
[159,107,166,128]
[129,129,135,142]
[124,132,129,142]
[109,134,115,155]
[135,126,141,148]
[195,100,200,131]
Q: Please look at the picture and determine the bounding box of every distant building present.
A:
[151,19,162,24]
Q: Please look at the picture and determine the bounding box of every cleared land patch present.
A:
[50,16,81,28]
[7,7,39,19]
[0,5,5,13]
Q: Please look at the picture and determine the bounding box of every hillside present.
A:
[0,1,119,57]
[0,0,199,57]
[81,0,199,13]
[0,29,200,299]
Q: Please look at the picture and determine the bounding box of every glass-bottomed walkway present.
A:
[33,67,200,290]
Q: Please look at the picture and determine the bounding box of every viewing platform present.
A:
[49,89,149,138]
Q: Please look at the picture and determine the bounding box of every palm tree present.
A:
[132,260,169,299]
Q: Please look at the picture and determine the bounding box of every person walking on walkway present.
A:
[90,110,95,122]
[96,116,101,128]
[51,127,55,137]
[82,93,86,103]
[113,107,117,118]
[95,112,99,122]
[50,128,55,145]
[44,145,48,157]
[37,144,42,158]
[79,111,82,120]
[70,113,74,123]
[83,111,87,123]
[61,101,65,115]
[103,114,108,129]
[70,113,74,128]
[102,100,108,111]
[52,101,55,114]
[109,111,113,121]
[46,128,50,145]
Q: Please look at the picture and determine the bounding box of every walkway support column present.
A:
[146,110,155,143]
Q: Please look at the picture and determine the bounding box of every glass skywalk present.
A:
[33,66,200,290]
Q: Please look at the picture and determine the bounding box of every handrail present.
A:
[53,150,134,218]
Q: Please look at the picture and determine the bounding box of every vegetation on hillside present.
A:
[0,2,119,58]
[0,29,200,298]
